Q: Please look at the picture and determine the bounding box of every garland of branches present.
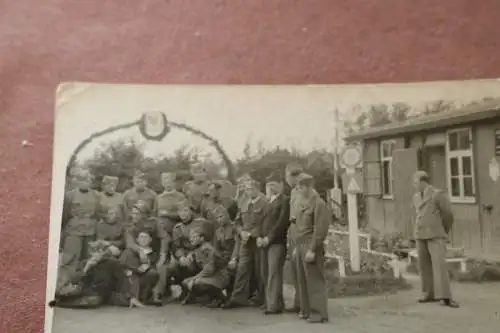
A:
[65,117,236,189]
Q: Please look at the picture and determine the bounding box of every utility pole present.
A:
[334,107,340,188]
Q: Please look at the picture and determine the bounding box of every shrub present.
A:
[452,260,500,283]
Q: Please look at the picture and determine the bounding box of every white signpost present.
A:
[340,143,363,272]
[489,157,499,182]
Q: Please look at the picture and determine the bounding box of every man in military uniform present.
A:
[201,181,239,224]
[283,162,304,313]
[60,170,101,283]
[156,172,187,221]
[222,179,268,309]
[293,173,331,323]
[163,202,208,302]
[235,173,252,209]
[122,171,157,219]
[98,175,123,220]
[412,171,459,308]
[123,202,169,305]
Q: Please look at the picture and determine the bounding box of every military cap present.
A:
[266,171,283,184]
[161,172,177,181]
[297,173,314,186]
[102,175,118,185]
[133,170,147,180]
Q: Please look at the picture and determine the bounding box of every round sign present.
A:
[340,144,362,168]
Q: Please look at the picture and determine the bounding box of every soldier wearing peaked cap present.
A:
[158,203,210,302]
[293,173,331,323]
[122,171,157,220]
[180,219,231,307]
[60,170,101,288]
[99,175,124,220]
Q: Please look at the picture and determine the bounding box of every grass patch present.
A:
[284,259,411,298]
[407,259,500,283]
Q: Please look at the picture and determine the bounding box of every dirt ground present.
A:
[50,277,500,333]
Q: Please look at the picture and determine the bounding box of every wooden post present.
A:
[346,167,360,272]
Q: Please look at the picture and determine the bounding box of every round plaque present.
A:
[139,111,170,141]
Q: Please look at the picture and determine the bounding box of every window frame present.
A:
[445,127,476,204]
[380,139,396,199]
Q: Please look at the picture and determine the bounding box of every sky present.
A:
[54,79,500,166]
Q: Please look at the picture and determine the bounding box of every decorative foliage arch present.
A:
[65,112,236,186]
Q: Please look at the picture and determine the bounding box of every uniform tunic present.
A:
[122,187,158,218]
[214,222,240,265]
[95,220,125,248]
[189,242,230,290]
[294,191,331,320]
[98,192,124,220]
[229,193,268,304]
[61,188,101,274]
[156,190,187,219]
[162,217,208,287]
[124,217,168,256]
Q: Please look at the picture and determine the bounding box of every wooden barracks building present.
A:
[344,99,500,259]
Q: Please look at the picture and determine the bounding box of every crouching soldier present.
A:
[181,220,231,307]
[163,202,209,302]
[124,202,168,305]
[212,205,240,299]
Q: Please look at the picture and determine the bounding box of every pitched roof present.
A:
[344,99,500,142]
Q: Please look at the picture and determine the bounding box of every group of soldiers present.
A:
[54,162,332,324]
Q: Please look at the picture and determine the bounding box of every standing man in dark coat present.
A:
[412,170,459,308]
[222,179,268,309]
[294,173,331,324]
[258,172,291,315]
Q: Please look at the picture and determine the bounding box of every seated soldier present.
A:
[163,203,207,302]
[113,229,160,308]
[124,202,168,304]
[181,221,230,308]
[212,205,240,298]
[83,207,125,274]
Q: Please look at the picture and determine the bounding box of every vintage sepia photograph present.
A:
[46,81,500,333]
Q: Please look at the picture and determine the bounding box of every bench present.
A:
[405,247,468,273]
